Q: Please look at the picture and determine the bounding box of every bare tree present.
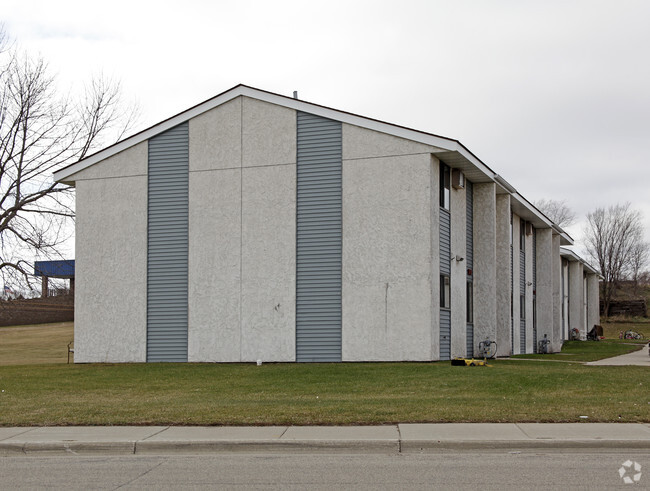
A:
[534,198,576,228]
[0,29,137,291]
[583,203,646,315]
[637,270,650,287]
[628,240,649,295]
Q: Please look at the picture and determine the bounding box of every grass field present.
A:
[0,359,648,426]
[601,317,649,340]
[0,321,648,426]
[0,322,73,365]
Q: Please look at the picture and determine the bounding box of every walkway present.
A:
[586,344,650,366]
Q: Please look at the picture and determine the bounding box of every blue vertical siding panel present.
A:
[532,228,537,288]
[440,199,451,360]
[440,309,451,360]
[440,209,451,275]
[147,122,189,362]
[296,112,342,362]
[466,181,473,271]
[466,324,474,358]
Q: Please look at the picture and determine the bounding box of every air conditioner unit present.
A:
[451,169,465,189]
[526,221,533,236]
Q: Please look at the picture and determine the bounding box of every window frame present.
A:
[440,274,451,309]
[466,280,474,324]
[439,164,450,210]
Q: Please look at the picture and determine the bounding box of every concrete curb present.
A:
[400,440,650,453]
[2,438,649,456]
[135,439,399,454]
[2,424,650,455]
[0,441,136,456]
[0,442,27,456]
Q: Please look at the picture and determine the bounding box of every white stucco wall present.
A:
[586,274,600,331]
[560,259,569,341]
[568,261,584,338]
[189,98,242,172]
[188,169,242,362]
[342,124,440,160]
[240,164,296,362]
[552,235,562,352]
[186,96,297,362]
[188,99,243,361]
[342,152,434,361]
[511,215,521,355]
[472,183,497,352]
[583,275,588,333]
[495,194,512,356]
[525,227,534,353]
[430,156,441,361]
[239,99,297,361]
[535,228,553,351]
[242,97,296,167]
[66,142,147,181]
[450,181,467,359]
[73,143,148,362]
[561,260,571,341]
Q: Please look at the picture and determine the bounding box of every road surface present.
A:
[1,450,647,490]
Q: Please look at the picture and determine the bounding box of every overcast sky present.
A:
[5,0,650,257]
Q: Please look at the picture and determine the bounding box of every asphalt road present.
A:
[1,451,648,490]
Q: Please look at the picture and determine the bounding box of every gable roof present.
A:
[53,84,573,245]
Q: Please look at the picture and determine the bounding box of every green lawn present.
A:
[0,322,648,426]
[1,359,648,426]
[601,318,649,341]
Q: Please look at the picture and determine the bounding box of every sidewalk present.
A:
[586,344,650,366]
[2,424,650,455]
